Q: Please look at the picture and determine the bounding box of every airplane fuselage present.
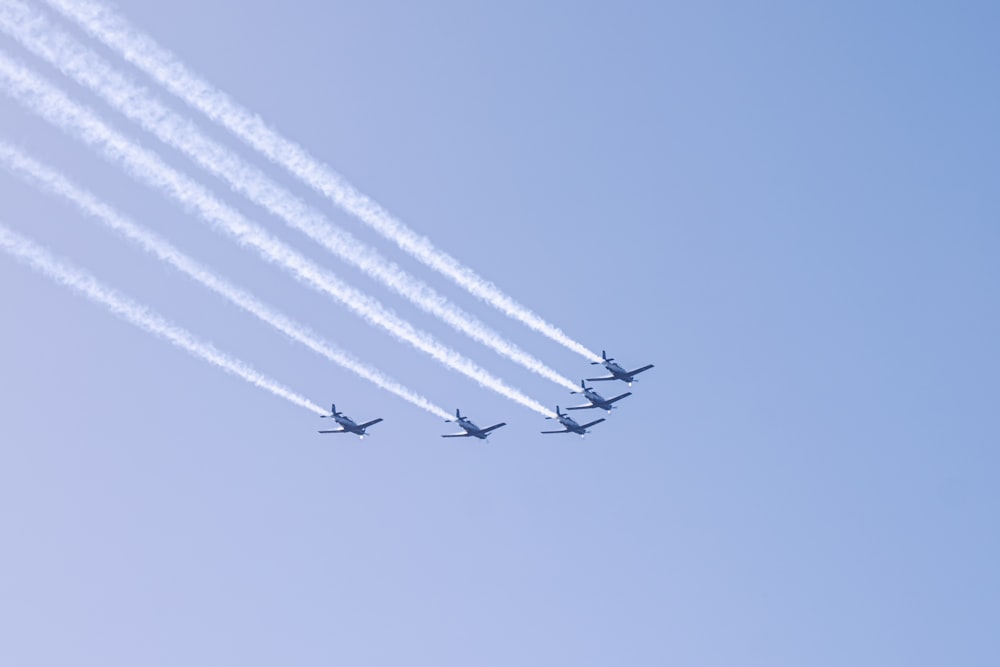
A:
[557,415,587,434]
[602,361,637,383]
[583,388,608,404]
[456,417,488,439]
[334,415,364,434]
[442,410,507,439]
[319,405,383,437]
[541,406,604,435]
[587,358,654,385]
[587,352,654,385]
[578,389,617,411]
[568,382,632,412]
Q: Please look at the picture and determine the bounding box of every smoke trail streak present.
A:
[0,141,453,420]
[41,0,602,364]
[0,52,555,417]
[0,0,579,391]
[0,221,325,414]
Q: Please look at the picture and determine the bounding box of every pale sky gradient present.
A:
[0,1,998,665]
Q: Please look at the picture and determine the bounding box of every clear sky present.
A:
[0,1,998,665]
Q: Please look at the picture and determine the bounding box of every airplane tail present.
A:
[591,350,614,365]
[570,380,587,394]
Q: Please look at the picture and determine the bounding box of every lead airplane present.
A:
[441,409,506,440]
[541,406,606,436]
[586,350,654,386]
[567,380,632,412]
[318,403,384,439]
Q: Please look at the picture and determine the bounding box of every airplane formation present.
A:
[0,0,655,444]
[319,351,654,440]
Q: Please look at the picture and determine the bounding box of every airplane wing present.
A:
[627,364,654,376]
[565,404,593,410]
[441,432,471,438]
[579,418,606,429]
[605,391,633,405]
[585,376,616,382]
[540,428,569,434]
[480,422,507,434]
[358,418,384,430]
[318,428,347,434]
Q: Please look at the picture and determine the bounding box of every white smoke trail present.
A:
[0,221,326,415]
[0,52,555,417]
[0,0,579,391]
[0,141,453,421]
[41,0,602,364]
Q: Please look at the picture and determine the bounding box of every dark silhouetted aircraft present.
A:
[318,403,383,438]
[441,409,506,440]
[541,406,605,436]
[586,350,654,386]
[567,380,632,412]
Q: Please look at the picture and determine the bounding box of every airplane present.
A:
[318,403,383,439]
[540,406,606,436]
[586,350,654,386]
[567,380,632,412]
[441,409,506,440]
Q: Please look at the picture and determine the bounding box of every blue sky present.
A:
[1,1,998,664]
